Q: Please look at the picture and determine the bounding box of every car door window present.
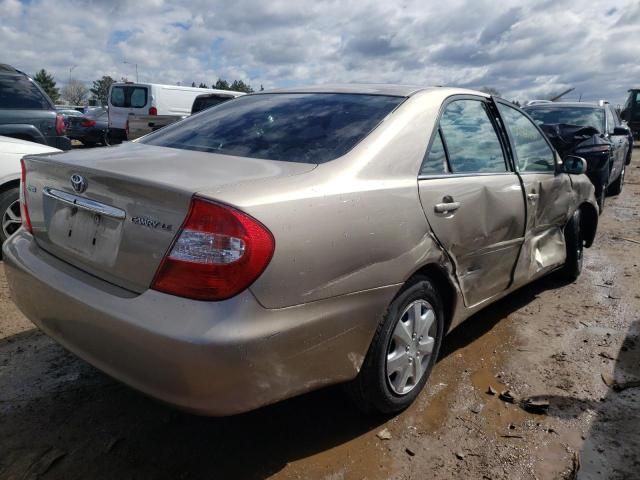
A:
[605,107,615,133]
[420,130,447,175]
[498,104,555,173]
[439,100,507,173]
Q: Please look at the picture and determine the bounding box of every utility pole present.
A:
[123,60,139,82]
[69,64,77,83]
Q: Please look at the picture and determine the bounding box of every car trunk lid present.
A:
[22,142,315,293]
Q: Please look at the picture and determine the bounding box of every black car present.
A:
[191,92,241,114]
[523,102,630,210]
[0,64,71,150]
[621,89,640,141]
[65,107,108,147]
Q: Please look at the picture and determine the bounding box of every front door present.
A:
[418,97,525,307]
[495,101,573,285]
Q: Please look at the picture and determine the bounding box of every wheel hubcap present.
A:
[2,199,21,239]
[386,299,437,395]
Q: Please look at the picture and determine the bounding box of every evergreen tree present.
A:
[89,76,114,106]
[33,69,60,103]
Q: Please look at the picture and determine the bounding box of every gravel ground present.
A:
[0,152,638,480]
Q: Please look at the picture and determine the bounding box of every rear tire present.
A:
[560,209,583,282]
[347,277,444,415]
[607,164,625,196]
[0,187,21,244]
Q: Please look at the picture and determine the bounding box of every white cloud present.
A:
[1,0,639,103]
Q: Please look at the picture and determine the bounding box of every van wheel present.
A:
[347,277,444,414]
[560,209,583,282]
[0,188,21,244]
[607,165,625,196]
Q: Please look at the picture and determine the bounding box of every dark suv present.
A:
[0,64,71,150]
[621,89,640,141]
[523,101,630,210]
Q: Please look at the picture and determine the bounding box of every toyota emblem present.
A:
[70,174,87,194]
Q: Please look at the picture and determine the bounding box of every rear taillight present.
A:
[55,114,65,135]
[148,106,158,115]
[20,159,33,234]
[80,119,96,127]
[151,197,275,301]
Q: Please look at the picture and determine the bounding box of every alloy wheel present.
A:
[2,199,21,239]
[386,299,437,395]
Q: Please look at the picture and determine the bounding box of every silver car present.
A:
[3,85,598,415]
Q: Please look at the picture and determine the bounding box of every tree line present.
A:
[33,68,259,106]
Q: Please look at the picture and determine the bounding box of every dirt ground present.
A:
[1,153,639,480]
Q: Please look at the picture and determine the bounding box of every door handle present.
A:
[527,193,539,202]
[434,201,461,213]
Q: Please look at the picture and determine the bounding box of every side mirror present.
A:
[620,109,628,121]
[563,155,587,175]
[612,126,629,136]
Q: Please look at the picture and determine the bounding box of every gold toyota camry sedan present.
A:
[4,85,598,415]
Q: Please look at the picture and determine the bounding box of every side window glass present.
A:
[420,130,447,175]
[605,107,615,132]
[497,104,555,172]
[439,100,506,173]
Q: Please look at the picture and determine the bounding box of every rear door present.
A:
[108,84,149,130]
[418,96,526,307]
[495,101,572,282]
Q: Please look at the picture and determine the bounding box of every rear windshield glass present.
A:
[525,107,605,132]
[141,93,404,163]
[192,95,233,114]
[110,86,148,108]
[0,76,51,109]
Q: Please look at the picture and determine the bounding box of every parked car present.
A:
[4,86,598,416]
[65,107,108,147]
[0,135,60,243]
[621,89,640,141]
[107,82,244,142]
[523,102,630,210]
[191,92,243,114]
[56,108,84,130]
[0,64,71,150]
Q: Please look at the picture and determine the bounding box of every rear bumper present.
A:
[3,231,394,415]
[47,135,72,150]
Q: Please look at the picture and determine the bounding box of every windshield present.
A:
[525,106,605,132]
[141,93,404,164]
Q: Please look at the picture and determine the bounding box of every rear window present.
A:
[0,76,52,109]
[192,95,233,114]
[142,93,404,163]
[525,107,605,132]
[110,86,148,108]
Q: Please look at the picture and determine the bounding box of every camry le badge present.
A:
[70,174,87,194]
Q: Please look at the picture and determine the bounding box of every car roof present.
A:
[260,84,440,97]
[524,102,603,109]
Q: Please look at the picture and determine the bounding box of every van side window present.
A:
[420,130,447,175]
[439,100,507,173]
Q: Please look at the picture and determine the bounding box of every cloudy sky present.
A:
[2,0,639,104]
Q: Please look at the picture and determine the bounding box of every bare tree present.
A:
[481,86,501,97]
[61,79,89,105]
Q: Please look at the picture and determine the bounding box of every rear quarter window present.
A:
[141,93,404,164]
[0,76,52,109]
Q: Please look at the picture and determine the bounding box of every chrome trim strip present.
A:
[43,188,126,220]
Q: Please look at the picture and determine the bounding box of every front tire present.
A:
[0,187,21,244]
[607,164,625,196]
[560,209,584,282]
[347,277,444,414]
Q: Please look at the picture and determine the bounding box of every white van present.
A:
[107,83,244,142]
